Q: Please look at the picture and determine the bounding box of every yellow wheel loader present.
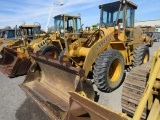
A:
[65,47,160,120]
[0,24,42,53]
[142,32,154,47]
[0,14,82,77]
[0,24,43,77]
[20,0,150,119]
[30,14,82,58]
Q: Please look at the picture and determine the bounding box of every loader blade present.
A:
[0,47,32,77]
[65,92,128,120]
[20,53,94,120]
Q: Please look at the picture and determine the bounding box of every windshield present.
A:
[66,17,73,32]
[33,27,40,34]
[74,18,81,32]
[54,15,81,36]
[54,16,64,32]
[100,1,123,27]
[65,17,81,33]
[5,30,15,39]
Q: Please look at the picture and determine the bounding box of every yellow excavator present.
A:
[20,0,152,119]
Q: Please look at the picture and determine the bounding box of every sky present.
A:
[0,0,160,30]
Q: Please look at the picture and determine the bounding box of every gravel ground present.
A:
[0,42,159,120]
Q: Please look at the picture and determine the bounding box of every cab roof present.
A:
[54,14,81,19]
[99,0,137,10]
[19,24,41,28]
[1,29,15,32]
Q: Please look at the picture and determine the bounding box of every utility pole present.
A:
[45,0,64,32]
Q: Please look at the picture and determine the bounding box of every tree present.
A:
[47,26,54,33]
[4,26,11,30]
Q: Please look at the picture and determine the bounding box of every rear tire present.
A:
[93,49,125,93]
[133,45,149,67]
[40,45,60,59]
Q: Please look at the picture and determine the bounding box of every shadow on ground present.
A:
[15,98,51,120]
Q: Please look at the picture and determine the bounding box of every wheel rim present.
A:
[143,52,149,63]
[109,59,121,83]
[45,51,58,59]
[52,52,57,59]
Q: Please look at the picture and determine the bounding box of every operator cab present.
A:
[99,0,137,39]
[99,1,121,28]
[19,25,41,43]
[5,30,16,39]
[0,30,17,40]
[54,14,81,37]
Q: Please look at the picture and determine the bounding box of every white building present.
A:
[135,19,160,32]
[155,26,160,32]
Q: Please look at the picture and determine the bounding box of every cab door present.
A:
[125,5,135,40]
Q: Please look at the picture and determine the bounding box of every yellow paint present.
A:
[143,52,149,63]
[109,59,122,82]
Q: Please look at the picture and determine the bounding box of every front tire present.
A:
[93,49,125,93]
[40,45,60,59]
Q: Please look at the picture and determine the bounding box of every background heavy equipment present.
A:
[65,47,160,120]
[142,32,154,47]
[30,14,82,56]
[0,29,17,43]
[0,24,43,77]
[140,26,160,43]
[0,14,82,77]
[85,24,99,31]
[147,32,160,42]
[0,24,42,53]
[20,0,150,119]
[140,26,154,47]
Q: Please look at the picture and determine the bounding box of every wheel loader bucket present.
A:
[0,47,32,77]
[20,53,95,120]
[64,92,128,120]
